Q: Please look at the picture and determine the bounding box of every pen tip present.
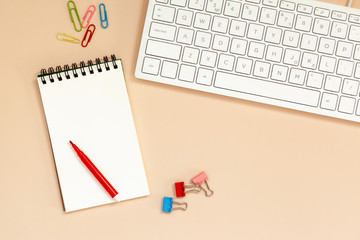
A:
[69,140,73,145]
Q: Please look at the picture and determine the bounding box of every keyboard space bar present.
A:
[214,72,320,107]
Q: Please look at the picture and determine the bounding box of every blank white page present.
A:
[38,60,149,212]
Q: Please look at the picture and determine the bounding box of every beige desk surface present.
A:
[1,0,360,239]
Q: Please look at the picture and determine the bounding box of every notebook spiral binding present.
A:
[40,55,118,84]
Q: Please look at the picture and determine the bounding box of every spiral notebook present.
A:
[37,55,149,212]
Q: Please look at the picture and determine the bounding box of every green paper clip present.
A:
[67,0,82,32]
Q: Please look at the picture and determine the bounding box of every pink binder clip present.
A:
[175,182,200,197]
[192,172,214,197]
[82,5,96,28]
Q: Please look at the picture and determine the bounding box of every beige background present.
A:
[1,0,360,239]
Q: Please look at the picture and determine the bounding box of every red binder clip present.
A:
[175,182,200,197]
[81,24,96,47]
[192,172,214,197]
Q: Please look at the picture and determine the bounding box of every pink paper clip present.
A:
[192,171,214,197]
[82,5,96,28]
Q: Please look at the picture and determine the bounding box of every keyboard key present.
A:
[214,71,320,107]
[253,61,271,78]
[348,25,360,43]
[355,63,360,79]
[283,48,300,66]
[242,4,259,21]
[248,42,265,59]
[297,4,312,14]
[188,0,205,10]
[265,45,283,62]
[271,64,288,81]
[212,35,230,52]
[279,1,295,11]
[149,22,176,41]
[295,14,312,32]
[196,68,214,86]
[259,7,277,25]
[356,100,360,115]
[324,75,341,92]
[206,0,224,14]
[235,57,253,74]
[194,31,212,48]
[179,64,196,82]
[194,12,211,29]
[218,54,235,71]
[153,5,176,23]
[319,56,336,73]
[247,23,265,40]
[171,0,187,6]
[161,61,179,78]
[182,47,200,64]
[177,27,194,44]
[321,93,338,111]
[318,37,335,55]
[200,50,218,67]
[314,8,330,17]
[307,72,323,89]
[282,30,300,47]
[264,27,282,44]
[349,14,360,24]
[229,20,247,37]
[354,45,360,60]
[300,34,317,51]
[331,11,347,21]
[146,39,182,60]
[224,1,241,18]
[277,11,295,28]
[335,41,353,58]
[142,57,161,75]
[337,59,354,77]
[301,52,318,69]
[313,18,330,35]
[342,79,359,96]
[176,9,194,26]
[156,0,169,3]
[289,68,306,85]
[338,96,356,114]
[212,16,229,33]
[246,0,261,3]
[263,0,278,7]
[230,38,248,55]
[330,22,348,39]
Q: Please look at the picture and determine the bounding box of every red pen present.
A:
[69,141,121,202]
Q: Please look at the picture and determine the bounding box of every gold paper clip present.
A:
[57,33,80,44]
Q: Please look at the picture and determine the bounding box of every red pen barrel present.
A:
[70,141,118,198]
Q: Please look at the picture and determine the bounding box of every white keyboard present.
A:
[135,0,360,122]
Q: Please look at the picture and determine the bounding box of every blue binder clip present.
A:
[162,197,187,213]
[99,3,108,28]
